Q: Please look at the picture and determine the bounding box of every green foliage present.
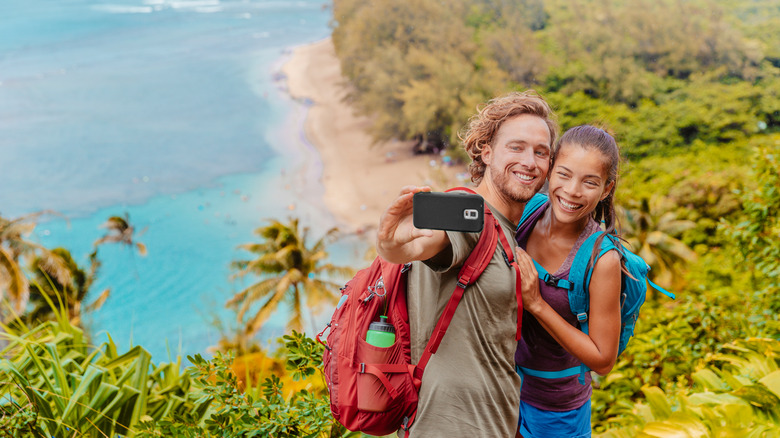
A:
[0,318,209,437]
[0,316,345,437]
[332,0,513,148]
[331,0,778,156]
[617,196,697,288]
[0,211,69,319]
[719,0,780,65]
[596,338,780,436]
[591,141,780,434]
[283,330,325,382]
[0,384,39,438]
[24,247,106,326]
[720,135,780,305]
[227,218,354,340]
[136,331,345,438]
[541,0,763,102]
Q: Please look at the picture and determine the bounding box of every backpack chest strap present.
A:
[531,259,574,291]
[516,365,581,379]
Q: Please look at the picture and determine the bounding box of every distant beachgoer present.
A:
[514,125,623,438]
[376,90,559,437]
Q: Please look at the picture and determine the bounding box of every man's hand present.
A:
[376,186,448,264]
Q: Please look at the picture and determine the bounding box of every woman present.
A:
[514,125,623,438]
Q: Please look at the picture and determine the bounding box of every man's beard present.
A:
[488,164,543,204]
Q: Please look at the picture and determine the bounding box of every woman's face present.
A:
[547,143,614,226]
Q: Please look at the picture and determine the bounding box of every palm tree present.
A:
[26,248,109,325]
[618,196,698,288]
[25,212,147,326]
[94,212,147,255]
[227,218,354,340]
[0,211,70,317]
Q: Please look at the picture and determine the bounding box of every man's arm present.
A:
[376,186,451,264]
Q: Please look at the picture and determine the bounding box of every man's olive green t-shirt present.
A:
[403,203,522,437]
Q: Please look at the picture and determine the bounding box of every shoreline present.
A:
[281,38,467,238]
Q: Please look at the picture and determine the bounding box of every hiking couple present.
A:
[377,90,623,437]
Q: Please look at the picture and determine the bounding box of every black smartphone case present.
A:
[413,191,484,233]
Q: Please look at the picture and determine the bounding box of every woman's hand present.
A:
[514,247,545,314]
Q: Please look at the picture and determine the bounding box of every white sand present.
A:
[281,38,466,237]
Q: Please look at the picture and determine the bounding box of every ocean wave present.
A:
[93,4,155,13]
[195,6,223,13]
[246,1,320,10]
[169,0,220,9]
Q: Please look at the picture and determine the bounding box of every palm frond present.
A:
[301,279,340,309]
[230,217,353,338]
[659,219,697,236]
[244,276,294,335]
[33,252,72,287]
[101,214,130,232]
[228,278,281,321]
[85,289,111,313]
[650,233,699,262]
[0,246,28,313]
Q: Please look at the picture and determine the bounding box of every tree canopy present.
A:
[331,0,778,155]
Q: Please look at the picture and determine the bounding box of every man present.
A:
[377,90,559,437]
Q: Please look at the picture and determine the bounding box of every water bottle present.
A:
[366,316,395,347]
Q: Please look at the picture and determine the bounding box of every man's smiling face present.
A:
[483,114,552,204]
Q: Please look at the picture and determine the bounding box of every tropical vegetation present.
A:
[328,0,780,435]
[0,211,70,320]
[0,312,344,437]
[2,0,780,436]
[226,218,353,348]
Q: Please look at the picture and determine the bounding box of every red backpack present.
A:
[316,187,522,437]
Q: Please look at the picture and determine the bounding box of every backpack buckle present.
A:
[500,247,512,267]
[577,313,588,323]
[401,416,410,431]
[543,273,558,287]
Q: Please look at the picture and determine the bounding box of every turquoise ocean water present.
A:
[1,0,368,361]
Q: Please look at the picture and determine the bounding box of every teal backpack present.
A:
[516,194,675,384]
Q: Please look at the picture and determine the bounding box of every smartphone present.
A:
[413,191,484,232]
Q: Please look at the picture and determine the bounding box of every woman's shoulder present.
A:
[594,248,621,270]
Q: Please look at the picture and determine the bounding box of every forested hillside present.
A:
[330,0,780,435]
[331,0,778,153]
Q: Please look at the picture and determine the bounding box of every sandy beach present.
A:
[282,38,467,236]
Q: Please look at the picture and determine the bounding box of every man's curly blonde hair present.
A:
[460,90,558,185]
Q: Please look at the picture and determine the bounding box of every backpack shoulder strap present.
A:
[414,205,498,375]
[446,187,522,341]
[648,278,676,299]
[567,231,619,383]
[415,190,523,376]
[568,231,620,328]
[446,186,475,194]
[518,193,549,231]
